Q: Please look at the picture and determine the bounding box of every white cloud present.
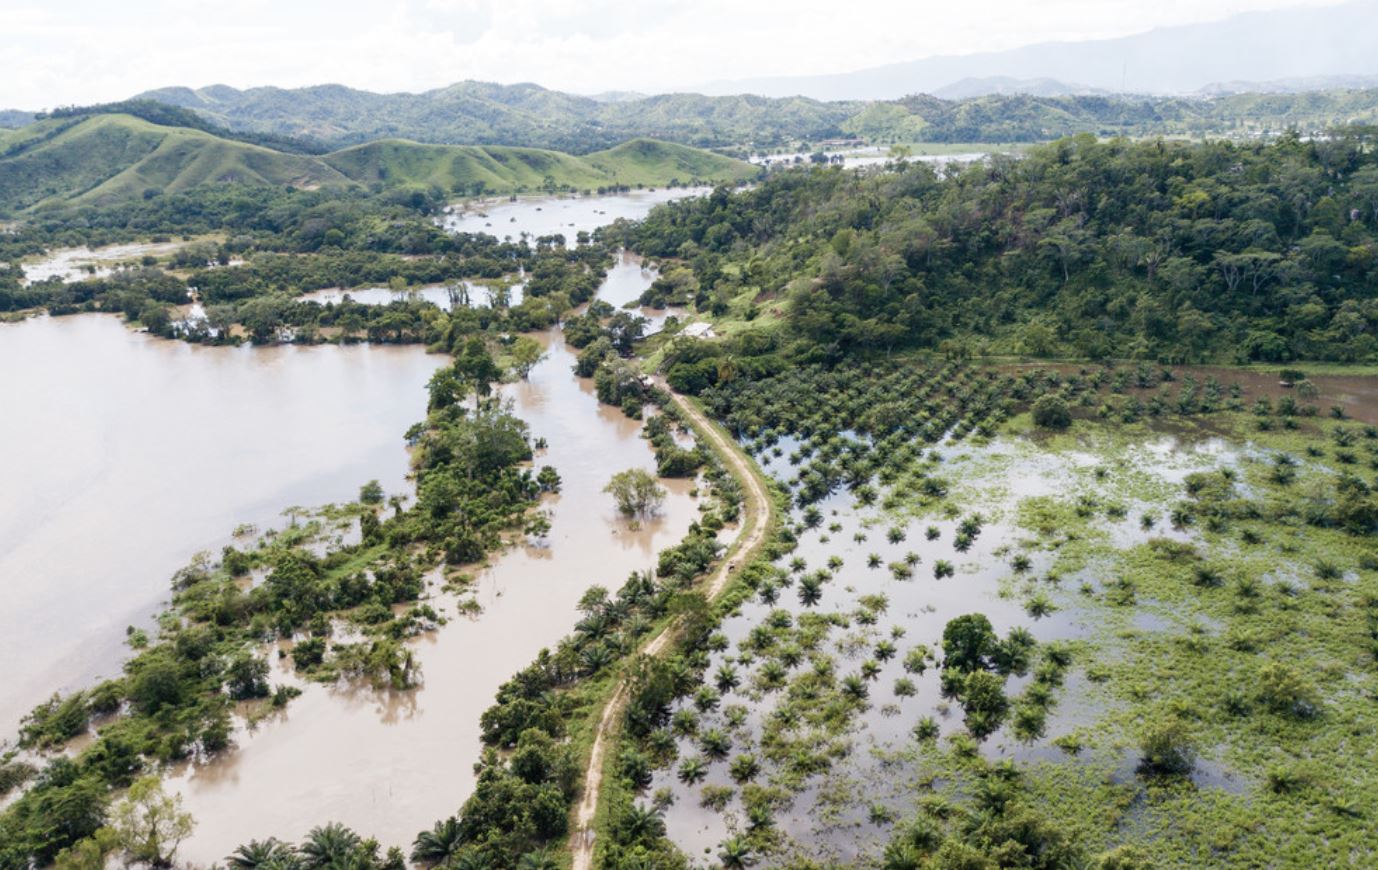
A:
[0,0,1347,107]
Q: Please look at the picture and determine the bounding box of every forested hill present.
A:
[617,131,1378,372]
[0,113,757,214]
[121,81,1378,152]
[134,82,861,153]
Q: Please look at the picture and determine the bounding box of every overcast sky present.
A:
[0,0,1346,108]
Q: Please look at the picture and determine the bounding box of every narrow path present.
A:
[571,388,772,870]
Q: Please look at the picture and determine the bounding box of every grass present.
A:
[0,115,758,213]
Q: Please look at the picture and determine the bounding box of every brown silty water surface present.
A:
[167,323,699,863]
[0,314,445,737]
[163,190,710,861]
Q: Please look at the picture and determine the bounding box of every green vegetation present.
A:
[0,341,555,867]
[607,355,1378,866]
[0,113,755,213]
[133,82,861,153]
[605,468,667,519]
[620,131,1378,368]
[109,81,1378,153]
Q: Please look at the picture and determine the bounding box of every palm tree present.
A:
[450,852,494,870]
[677,755,709,785]
[516,848,560,870]
[410,816,461,866]
[719,835,757,868]
[227,839,299,870]
[299,823,362,869]
[701,728,732,760]
[618,804,666,844]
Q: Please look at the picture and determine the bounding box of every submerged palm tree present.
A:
[228,839,299,870]
[410,816,461,866]
[516,849,560,870]
[719,835,758,868]
[299,823,362,869]
[618,804,667,843]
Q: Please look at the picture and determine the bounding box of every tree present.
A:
[359,480,385,505]
[604,469,666,519]
[510,336,546,380]
[1137,716,1196,777]
[411,817,461,866]
[227,838,298,869]
[719,835,757,868]
[300,823,363,868]
[942,614,997,672]
[1031,394,1071,430]
[111,777,194,867]
[454,338,501,407]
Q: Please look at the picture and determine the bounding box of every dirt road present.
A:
[570,389,772,870]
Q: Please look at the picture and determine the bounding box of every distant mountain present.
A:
[132,81,858,153]
[931,77,1109,100]
[1197,74,1378,95]
[0,112,757,213]
[700,0,1378,99]
[842,89,1378,144]
[0,110,36,128]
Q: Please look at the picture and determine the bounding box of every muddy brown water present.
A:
[162,191,708,861]
[652,432,1252,861]
[5,187,721,859]
[441,188,710,244]
[21,240,196,284]
[167,327,700,862]
[0,314,446,737]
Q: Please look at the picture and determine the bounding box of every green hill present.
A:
[0,114,757,213]
[323,137,754,195]
[0,114,347,211]
[134,82,859,152]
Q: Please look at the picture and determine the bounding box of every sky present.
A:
[0,0,1348,108]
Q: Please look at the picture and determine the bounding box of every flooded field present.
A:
[0,314,445,736]
[157,186,713,859]
[298,280,525,310]
[652,424,1262,863]
[169,324,699,863]
[441,188,710,243]
[21,240,196,284]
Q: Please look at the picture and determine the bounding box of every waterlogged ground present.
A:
[643,368,1378,867]
[652,427,1254,863]
[21,240,199,284]
[441,188,711,244]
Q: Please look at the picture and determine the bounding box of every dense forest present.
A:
[614,130,1378,387]
[26,83,1376,152]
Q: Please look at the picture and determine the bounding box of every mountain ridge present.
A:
[0,113,758,214]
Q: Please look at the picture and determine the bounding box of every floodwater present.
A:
[21,240,193,284]
[169,323,699,863]
[0,314,445,736]
[441,188,711,244]
[299,281,526,311]
[751,147,991,170]
[166,189,709,861]
[653,431,1244,862]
